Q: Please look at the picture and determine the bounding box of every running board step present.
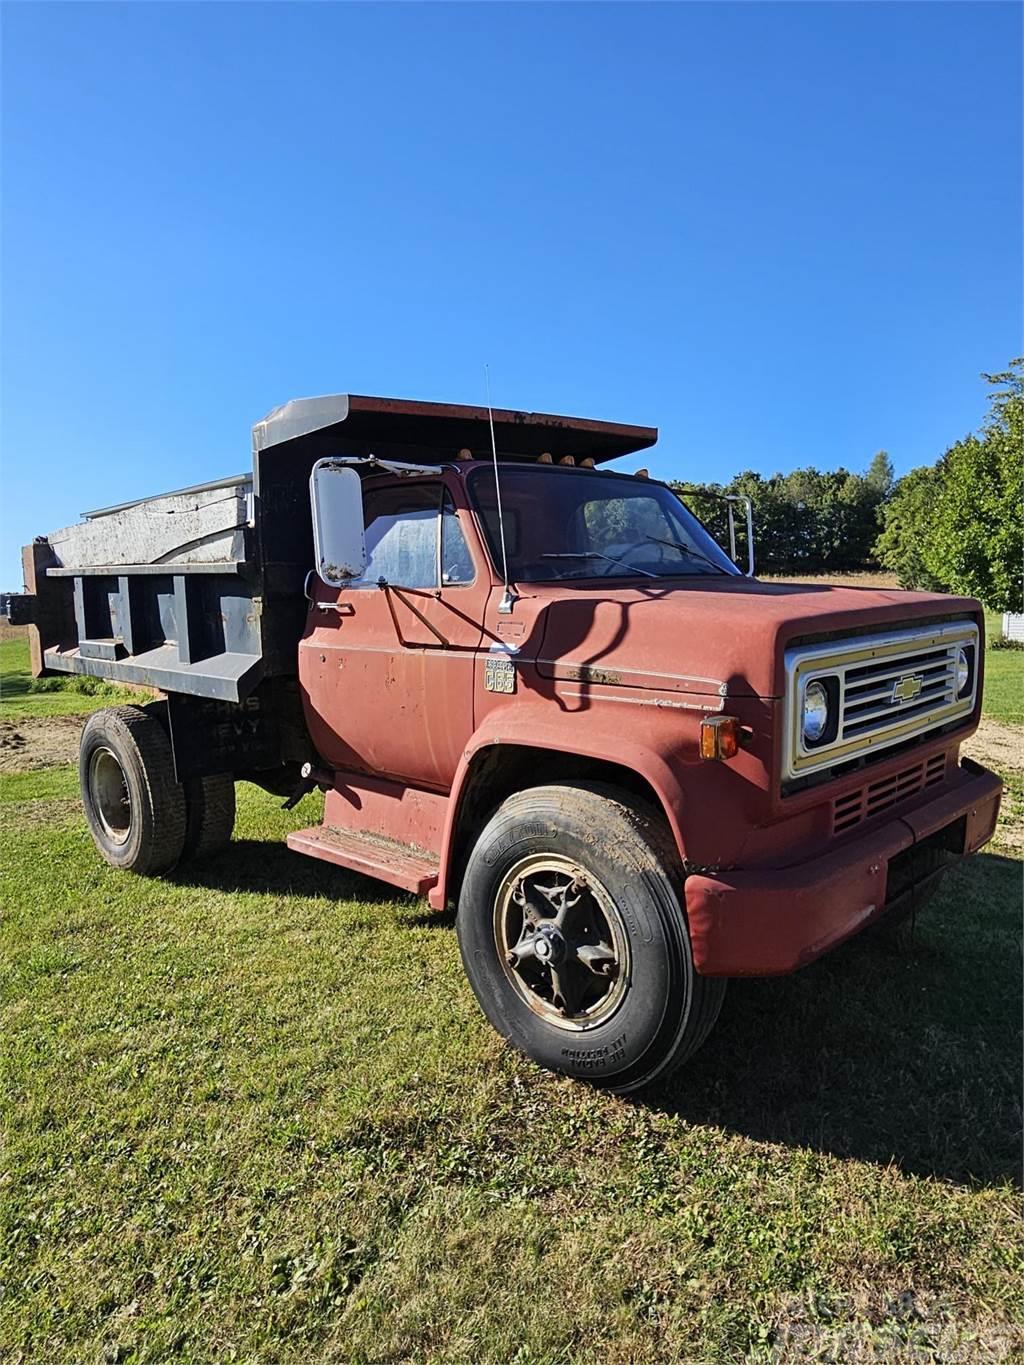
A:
[287,824,439,896]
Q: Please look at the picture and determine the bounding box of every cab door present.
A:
[299,476,489,790]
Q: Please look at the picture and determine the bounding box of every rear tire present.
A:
[456,781,725,1093]
[139,700,236,862]
[79,706,186,875]
[183,774,236,860]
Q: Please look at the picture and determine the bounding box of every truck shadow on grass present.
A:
[171,838,414,906]
[644,851,1023,1189]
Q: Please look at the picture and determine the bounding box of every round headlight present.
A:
[955,647,970,696]
[803,680,829,744]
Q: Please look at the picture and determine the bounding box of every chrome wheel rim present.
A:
[493,853,630,1031]
[89,746,132,845]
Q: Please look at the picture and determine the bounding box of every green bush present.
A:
[876,361,1023,612]
[677,455,891,575]
[874,466,945,592]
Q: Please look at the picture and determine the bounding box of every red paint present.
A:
[299,475,488,790]
[287,825,438,896]
[293,457,1002,976]
[322,771,446,857]
[685,764,1003,976]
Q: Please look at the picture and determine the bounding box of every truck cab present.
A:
[15,394,1003,1092]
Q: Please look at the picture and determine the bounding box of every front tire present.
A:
[456,782,725,1093]
[79,706,186,875]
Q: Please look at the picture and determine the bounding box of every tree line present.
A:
[675,358,1022,612]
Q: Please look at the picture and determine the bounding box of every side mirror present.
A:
[310,461,367,586]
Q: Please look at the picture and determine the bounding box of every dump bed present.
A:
[15,393,657,704]
[19,471,264,702]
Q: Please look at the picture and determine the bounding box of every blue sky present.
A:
[2,2,1020,583]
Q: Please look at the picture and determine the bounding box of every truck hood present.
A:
[531,578,982,700]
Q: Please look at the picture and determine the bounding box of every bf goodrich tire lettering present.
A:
[456,781,725,1093]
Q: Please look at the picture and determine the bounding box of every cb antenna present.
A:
[485,365,516,614]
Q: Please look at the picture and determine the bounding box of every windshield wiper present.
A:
[542,552,658,579]
[644,535,730,575]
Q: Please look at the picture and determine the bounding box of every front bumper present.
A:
[685,759,1003,977]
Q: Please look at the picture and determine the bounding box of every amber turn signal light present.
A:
[700,715,740,760]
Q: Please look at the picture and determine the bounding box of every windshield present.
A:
[469,465,740,582]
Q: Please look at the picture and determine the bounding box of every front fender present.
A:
[427,700,691,910]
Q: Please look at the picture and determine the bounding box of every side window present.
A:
[441,492,475,586]
[352,483,441,589]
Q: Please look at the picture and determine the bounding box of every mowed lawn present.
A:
[1,619,1022,1363]
[983,613,1023,727]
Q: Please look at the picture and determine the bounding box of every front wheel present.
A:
[456,782,725,1093]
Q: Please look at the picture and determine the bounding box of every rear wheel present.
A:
[140,700,235,862]
[456,781,725,1093]
[183,774,236,860]
[79,706,186,875]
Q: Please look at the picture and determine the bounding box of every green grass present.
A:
[984,653,1022,727]
[0,763,79,802]
[0,635,144,719]
[983,612,1024,727]
[2,789,1022,1362]
[1,621,1022,1362]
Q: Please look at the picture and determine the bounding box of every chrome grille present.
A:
[842,645,958,737]
[784,620,978,781]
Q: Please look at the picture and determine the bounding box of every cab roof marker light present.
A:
[635,467,649,480]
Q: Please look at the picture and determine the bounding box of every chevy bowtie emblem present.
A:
[891,673,924,704]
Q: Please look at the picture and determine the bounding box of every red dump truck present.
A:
[10,395,1002,1091]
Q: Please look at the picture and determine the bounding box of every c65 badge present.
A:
[484,656,517,694]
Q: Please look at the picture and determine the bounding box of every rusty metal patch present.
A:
[558,662,624,687]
